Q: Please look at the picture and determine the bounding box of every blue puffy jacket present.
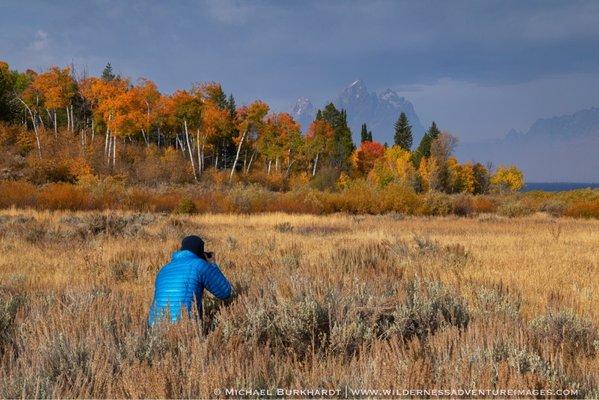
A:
[148,250,232,326]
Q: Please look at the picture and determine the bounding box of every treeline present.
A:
[0,60,523,193]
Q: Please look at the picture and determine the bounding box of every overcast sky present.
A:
[2,0,599,141]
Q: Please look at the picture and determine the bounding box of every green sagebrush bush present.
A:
[530,309,598,357]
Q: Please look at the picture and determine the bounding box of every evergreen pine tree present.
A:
[360,123,369,143]
[414,121,440,166]
[209,86,227,109]
[428,121,440,140]
[315,109,323,121]
[101,63,115,81]
[321,103,355,169]
[368,130,373,141]
[394,112,413,150]
[226,93,236,117]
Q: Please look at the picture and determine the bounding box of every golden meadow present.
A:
[0,210,597,397]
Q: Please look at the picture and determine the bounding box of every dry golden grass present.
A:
[0,209,598,398]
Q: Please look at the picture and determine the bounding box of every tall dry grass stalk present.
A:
[0,210,597,398]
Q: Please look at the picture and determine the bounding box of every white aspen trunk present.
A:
[91,120,95,142]
[145,99,151,141]
[106,134,112,165]
[184,120,197,180]
[196,130,202,176]
[286,160,296,176]
[176,136,185,152]
[70,105,75,132]
[53,110,57,135]
[104,129,109,158]
[267,160,272,175]
[275,157,279,172]
[229,130,247,181]
[141,128,149,146]
[66,106,70,132]
[112,134,116,167]
[246,151,256,173]
[312,153,319,176]
[17,99,42,158]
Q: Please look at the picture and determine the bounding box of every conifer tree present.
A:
[321,103,354,169]
[360,123,369,143]
[394,112,413,150]
[226,93,236,117]
[413,121,440,166]
[101,63,115,81]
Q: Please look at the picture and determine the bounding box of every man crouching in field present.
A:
[148,235,232,326]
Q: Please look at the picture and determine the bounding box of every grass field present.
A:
[0,209,598,398]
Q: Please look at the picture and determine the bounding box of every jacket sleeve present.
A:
[202,263,232,300]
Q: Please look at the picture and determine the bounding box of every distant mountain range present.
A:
[291,79,425,145]
[291,81,599,182]
[457,107,599,182]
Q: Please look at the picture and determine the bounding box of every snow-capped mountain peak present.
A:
[290,79,425,146]
[291,97,316,131]
[378,89,405,108]
[292,97,314,116]
[334,80,425,144]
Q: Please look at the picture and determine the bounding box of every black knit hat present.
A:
[181,235,205,259]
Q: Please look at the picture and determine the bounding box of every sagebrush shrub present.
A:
[387,279,470,341]
[530,310,598,356]
[111,260,139,282]
[334,241,392,271]
[0,291,26,350]
[174,198,198,215]
[539,199,567,217]
[472,286,521,318]
[413,235,439,253]
[420,191,452,216]
[498,201,532,217]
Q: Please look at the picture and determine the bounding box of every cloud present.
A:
[32,30,49,51]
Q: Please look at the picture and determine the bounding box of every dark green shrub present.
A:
[174,198,198,215]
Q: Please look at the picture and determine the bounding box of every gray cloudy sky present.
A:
[2,0,599,141]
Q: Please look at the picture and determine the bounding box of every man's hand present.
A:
[205,252,215,263]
